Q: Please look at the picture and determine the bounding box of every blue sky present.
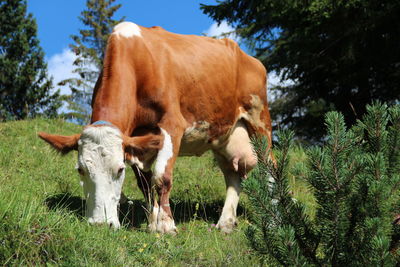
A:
[26,0,238,95]
[27,0,226,57]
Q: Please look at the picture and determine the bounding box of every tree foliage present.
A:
[61,0,124,124]
[0,0,61,121]
[243,102,400,266]
[201,0,400,141]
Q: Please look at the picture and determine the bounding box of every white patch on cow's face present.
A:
[77,126,126,228]
[112,22,141,38]
[154,128,173,179]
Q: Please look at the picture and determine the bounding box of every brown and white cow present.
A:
[39,22,273,234]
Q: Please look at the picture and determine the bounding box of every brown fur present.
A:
[91,26,272,140]
[38,132,80,155]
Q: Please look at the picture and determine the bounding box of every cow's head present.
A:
[38,123,163,228]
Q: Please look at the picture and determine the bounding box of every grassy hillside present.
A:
[0,118,260,266]
[0,118,314,266]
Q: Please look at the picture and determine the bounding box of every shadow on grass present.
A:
[45,193,246,229]
[45,193,85,218]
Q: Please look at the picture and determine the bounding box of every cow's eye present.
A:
[117,166,125,176]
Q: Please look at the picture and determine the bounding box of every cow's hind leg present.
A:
[214,155,242,233]
[214,120,257,233]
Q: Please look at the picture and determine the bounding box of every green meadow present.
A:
[0,118,313,266]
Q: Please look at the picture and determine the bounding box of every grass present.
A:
[0,118,313,266]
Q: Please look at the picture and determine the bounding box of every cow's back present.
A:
[138,27,269,154]
[94,24,271,156]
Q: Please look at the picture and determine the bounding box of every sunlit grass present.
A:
[0,118,312,266]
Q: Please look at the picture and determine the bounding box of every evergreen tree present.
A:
[244,102,400,266]
[0,0,61,121]
[61,0,124,124]
[201,1,400,141]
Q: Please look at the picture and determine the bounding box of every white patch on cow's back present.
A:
[154,128,173,179]
[112,22,141,38]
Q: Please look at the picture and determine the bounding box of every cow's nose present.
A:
[87,218,120,229]
[109,220,121,229]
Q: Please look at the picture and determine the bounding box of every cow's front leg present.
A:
[152,127,182,234]
[154,169,176,234]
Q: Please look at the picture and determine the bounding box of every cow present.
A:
[38,22,273,234]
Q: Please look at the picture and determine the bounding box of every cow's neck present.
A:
[90,34,160,136]
[90,71,138,135]
[91,91,137,136]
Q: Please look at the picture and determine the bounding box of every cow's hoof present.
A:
[156,211,177,235]
[148,221,157,233]
[156,218,177,235]
[217,218,238,234]
[157,223,177,235]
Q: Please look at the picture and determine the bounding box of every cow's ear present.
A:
[38,132,81,154]
[123,134,164,152]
